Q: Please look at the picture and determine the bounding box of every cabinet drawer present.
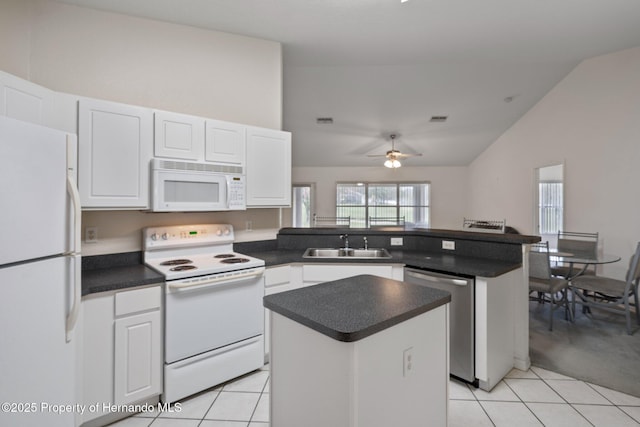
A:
[303,264,393,282]
[266,265,291,287]
[115,286,161,317]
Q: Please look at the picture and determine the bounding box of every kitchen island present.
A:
[264,274,451,427]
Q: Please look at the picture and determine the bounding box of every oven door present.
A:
[164,267,265,364]
[152,167,230,212]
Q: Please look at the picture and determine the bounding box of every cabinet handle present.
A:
[406,270,469,287]
[168,268,264,291]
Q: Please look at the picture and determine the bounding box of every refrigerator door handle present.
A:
[65,168,82,342]
[66,254,81,342]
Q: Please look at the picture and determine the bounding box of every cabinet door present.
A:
[264,279,297,361]
[246,127,291,207]
[154,110,204,160]
[79,98,152,209]
[114,310,162,405]
[205,119,246,165]
[81,294,115,424]
[0,71,56,128]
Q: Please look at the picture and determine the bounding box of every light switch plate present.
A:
[442,240,455,250]
[390,237,403,246]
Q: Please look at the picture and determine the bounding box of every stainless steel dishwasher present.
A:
[404,267,477,386]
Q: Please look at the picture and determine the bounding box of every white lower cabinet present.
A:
[114,310,162,405]
[81,286,162,426]
[302,263,403,287]
[270,304,449,427]
[264,265,296,361]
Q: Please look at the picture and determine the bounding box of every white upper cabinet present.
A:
[246,126,291,207]
[154,110,204,161]
[205,119,246,165]
[0,71,56,128]
[79,98,153,209]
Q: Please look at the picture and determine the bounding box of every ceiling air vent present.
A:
[316,117,334,124]
[430,116,448,123]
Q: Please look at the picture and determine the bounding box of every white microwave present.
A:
[151,159,246,212]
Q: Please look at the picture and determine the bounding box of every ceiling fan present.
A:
[367,134,422,168]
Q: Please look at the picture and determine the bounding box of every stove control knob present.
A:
[224,228,231,235]
[162,233,169,240]
[216,229,223,236]
[151,233,159,241]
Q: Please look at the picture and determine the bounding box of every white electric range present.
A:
[143,224,265,404]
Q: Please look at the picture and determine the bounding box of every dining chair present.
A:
[529,241,573,331]
[550,231,599,279]
[570,242,640,335]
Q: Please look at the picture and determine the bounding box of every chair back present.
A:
[369,216,405,229]
[313,215,350,228]
[529,242,552,280]
[625,242,640,285]
[557,231,598,257]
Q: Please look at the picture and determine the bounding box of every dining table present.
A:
[548,249,621,279]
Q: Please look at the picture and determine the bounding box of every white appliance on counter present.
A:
[150,159,246,212]
[0,116,81,426]
[143,224,265,403]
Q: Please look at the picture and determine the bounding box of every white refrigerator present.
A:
[0,116,81,427]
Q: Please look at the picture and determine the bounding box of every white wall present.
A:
[292,166,468,230]
[0,0,284,255]
[468,46,640,279]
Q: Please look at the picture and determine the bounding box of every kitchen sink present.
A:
[302,248,392,259]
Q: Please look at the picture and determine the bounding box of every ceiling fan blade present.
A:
[395,152,423,158]
[366,154,389,157]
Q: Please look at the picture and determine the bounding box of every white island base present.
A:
[269,305,449,427]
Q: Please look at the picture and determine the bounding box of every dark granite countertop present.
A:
[82,226,533,296]
[82,265,164,296]
[242,248,520,278]
[263,274,451,342]
[81,252,164,296]
[278,227,540,245]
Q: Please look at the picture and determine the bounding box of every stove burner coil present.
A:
[170,265,198,271]
[220,258,250,264]
[160,259,193,266]
[214,254,236,259]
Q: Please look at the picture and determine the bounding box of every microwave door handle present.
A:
[226,176,231,209]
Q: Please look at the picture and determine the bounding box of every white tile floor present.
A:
[107,364,640,427]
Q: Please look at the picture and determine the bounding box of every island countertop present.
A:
[263,274,451,342]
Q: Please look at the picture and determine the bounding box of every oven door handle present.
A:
[168,268,265,291]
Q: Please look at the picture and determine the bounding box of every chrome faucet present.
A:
[340,234,349,249]
[363,236,368,250]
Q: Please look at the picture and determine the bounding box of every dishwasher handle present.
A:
[406,269,470,287]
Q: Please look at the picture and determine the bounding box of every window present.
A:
[336,182,430,228]
[292,184,314,227]
[536,164,564,236]
[538,182,563,234]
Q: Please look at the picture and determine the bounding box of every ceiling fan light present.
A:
[384,159,401,168]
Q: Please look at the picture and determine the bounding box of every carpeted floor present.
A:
[529,300,640,397]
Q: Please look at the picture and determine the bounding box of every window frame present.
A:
[335,181,430,228]
[292,183,315,228]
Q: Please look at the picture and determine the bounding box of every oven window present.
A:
[165,180,220,203]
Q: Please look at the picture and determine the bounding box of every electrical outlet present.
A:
[245,221,253,231]
[86,226,98,243]
[390,237,403,246]
[442,240,455,250]
[403,347,414,377]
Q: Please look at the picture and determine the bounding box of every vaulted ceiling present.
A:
[56,0,640,166]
